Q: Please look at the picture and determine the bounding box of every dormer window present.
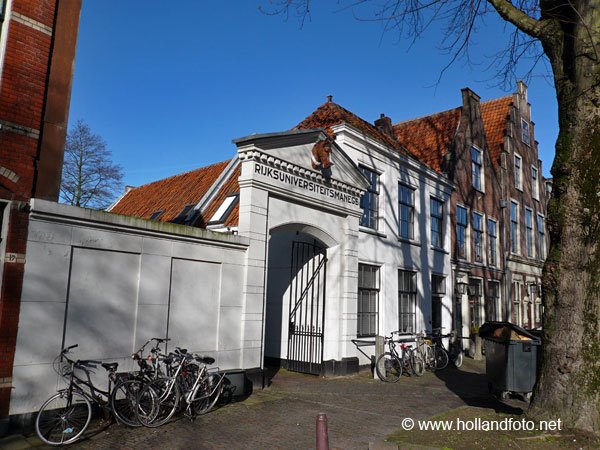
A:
[208,194,239,225]
[522,119,531,146]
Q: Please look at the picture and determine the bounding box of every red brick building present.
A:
[393,82,547,349]
[0,0,80,421]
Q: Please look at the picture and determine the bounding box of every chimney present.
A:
[326,95,333,103]
[374,113,394,137]
[461,87,481,109]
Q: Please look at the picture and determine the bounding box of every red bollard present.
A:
[316,413,329,450]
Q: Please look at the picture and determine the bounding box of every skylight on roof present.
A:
[208,195,239,224]
[172,204,196,224]
[149,210,164,220]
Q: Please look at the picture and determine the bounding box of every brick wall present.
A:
[0,0,80,419]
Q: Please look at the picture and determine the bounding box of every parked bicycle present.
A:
[35,345,131,445]
[416,331,448,371]
[376,332,424,382]
[135,348,226,427]
[431,328,464,368]
[109,337,170,428]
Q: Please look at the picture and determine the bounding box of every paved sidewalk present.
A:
[1,359,525,450]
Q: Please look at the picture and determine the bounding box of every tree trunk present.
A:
[529,2,600,431]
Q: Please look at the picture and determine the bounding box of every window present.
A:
[172,204,196,224]
[488,218,497,267]
[398,270,417,333]
[398,184,414,240]
[487,281,501,322]
[510,200,519,254]
[208,194,239,224]
[430,197,444,248]
[431,275,445,331]
[360,166,379,230]
[473,212,484,263]
[525,208,534,257]
[522,119,531,146]
[514,154,522,189]
[512,281,522,326]
[468,278,483,328]
[358,264,379,337]
[149,210,164,220]
[456,206,468,259]
[537,214,545,260]
[471,147,483,191]
[531,166,539,200]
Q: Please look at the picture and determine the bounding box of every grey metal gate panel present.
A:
[287,241,327,375]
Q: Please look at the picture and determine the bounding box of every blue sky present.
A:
[68,1,557,188]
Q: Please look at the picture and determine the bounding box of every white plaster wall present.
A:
[337,129,454,365]
[11,201,248,415]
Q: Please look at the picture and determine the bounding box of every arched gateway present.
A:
[234,130,370,376]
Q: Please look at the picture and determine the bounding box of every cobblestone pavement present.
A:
[7,359,526,450]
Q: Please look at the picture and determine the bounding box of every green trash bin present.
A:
[479,322,541,401]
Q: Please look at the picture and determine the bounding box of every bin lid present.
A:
[478,321,541,342]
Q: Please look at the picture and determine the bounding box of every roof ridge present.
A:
[131,159,230,190]
[393,94,513,128]
[393,106,461,127]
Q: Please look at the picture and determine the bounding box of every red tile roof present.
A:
[392,96,513,173]
[393,107,461,173]
[110,160,231,223]
[295,100,413,157]
[197,163,241,228]
[481,96,513,164]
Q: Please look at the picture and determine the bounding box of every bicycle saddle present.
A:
[101,362,118,371]
[195,355,215,365]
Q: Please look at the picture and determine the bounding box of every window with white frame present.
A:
[473,212,484,263]
[430,197,444,249]
[488,218,497,267]
[360,166,379,230]
[531,166,539,200]
[471,147,483,191]
[510,200,519,254]
[456,205,468,259]
[468,278,483,328]
[398,270,417,333]
[487,280,501,322]
[537,214,545,260]
[514,154,523,189]
[398,183,414,240]
[512,281,522,326]
[522,119,531,146]
[357,264,379,337]
[525,208,534,257]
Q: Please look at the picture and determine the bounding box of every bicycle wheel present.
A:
[434,346,449,370]
[453,349,464,368]
[136,378,180,428]
[410,351,425,377]
[376,352,402,382]
[192,373,224,415]
[36,390,92,446]
[110,378,145,427]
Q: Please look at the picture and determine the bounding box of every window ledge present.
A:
[398,237,421,247]
[431,246,449,255]
[359,227,387,239]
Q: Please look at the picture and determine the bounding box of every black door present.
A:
[287,241,327,375]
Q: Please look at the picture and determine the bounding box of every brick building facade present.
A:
[0,0,80,420]
[393,82,547,351]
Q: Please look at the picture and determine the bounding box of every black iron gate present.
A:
[287,241,327,375]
